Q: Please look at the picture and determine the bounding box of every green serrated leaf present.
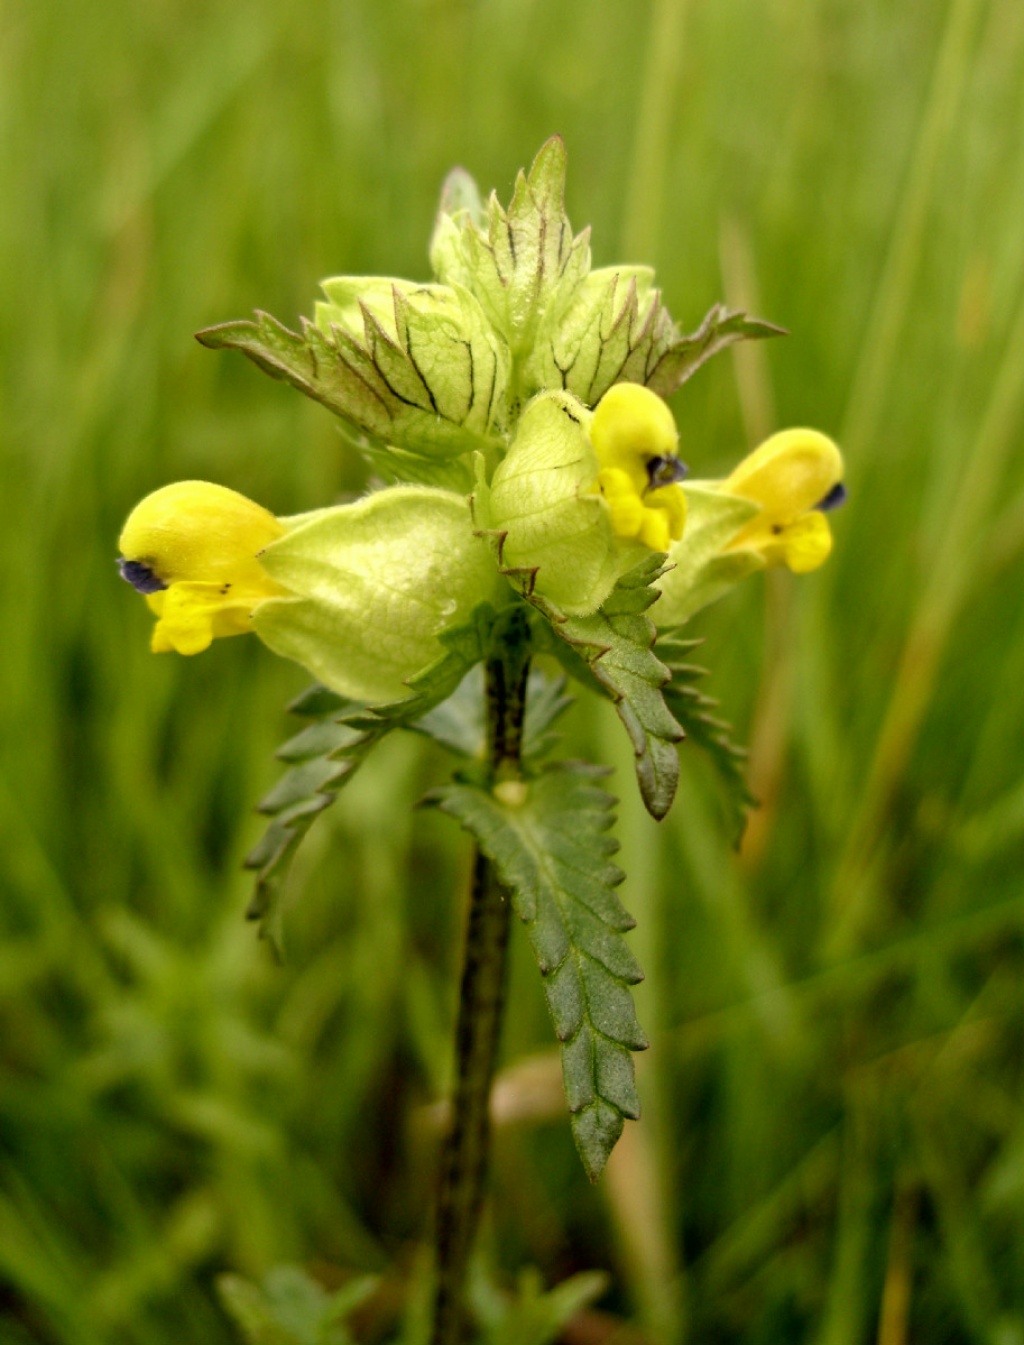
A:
[646,303,786,398]
[285,684,353,718]
[247,604,500,952]
[244,703,385,955]
[275,718,360,764]
[447,137,592,370]
[196,282,509,459]
[520,668,575,763]
[530,556,684,820]
[520,264,782,407]
[430,762,647,1181]
[570,1099,626,1186]
[409,665,488,760]
[657,633,757,841]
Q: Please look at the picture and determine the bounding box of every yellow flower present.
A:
[120,480,498,703]
[478,384,688,616]
[118,482,288,655]
[721,427,844,572]
[590,383,687,553]
[654,427,844,625]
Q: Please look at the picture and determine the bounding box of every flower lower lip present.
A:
[118,558,167,594]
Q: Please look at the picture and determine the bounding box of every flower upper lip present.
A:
[816,481,847,512]
[646,456,688,491]
[118,558,167,594]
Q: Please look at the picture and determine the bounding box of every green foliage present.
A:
[7,1,1024,1342]
[248,603,499,950]
[410,666,574,765]
[433,137,779,409]
[532,556,684,820]
[202,135,776,478]
[196,303,507,460]
[430,763,647,1181]
[244,686,383,953]
[470,1268,608,1345]
[218,1267,377,1345]
[645,303,785,400]
[657,633,756,841]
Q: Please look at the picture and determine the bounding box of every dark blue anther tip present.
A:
[118,558,167,594]
[816,482,847,512]
[646,455,689,491]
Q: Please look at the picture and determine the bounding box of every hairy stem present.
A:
[431,611,531,1345]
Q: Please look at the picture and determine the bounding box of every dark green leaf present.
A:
[247,605,501,951]
[520,669,575,764]
[646,303,786,398]
[657,632,757,841]
[196,294,507,460]
[409,663,573,765]
[245,697,385,956]
[531,558,684,820]
[430,762,647,1181]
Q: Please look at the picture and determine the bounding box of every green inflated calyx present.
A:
[477,383,687,618]
[119,481,499,706]
[256,487,499,703]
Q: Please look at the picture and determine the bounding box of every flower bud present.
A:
[478,384,687,616]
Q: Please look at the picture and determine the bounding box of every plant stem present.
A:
[431,611,531,1345]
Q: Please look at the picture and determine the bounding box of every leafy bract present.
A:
[530,556,684,820]
[247,605,499,952]
[658,633,756,841]
[199,136,782,486]
[195,280,509,461]
[430,762,647,1181]
[430,137,591,371]
[646,303,785,399]
[429,137,782,412]
[523,274,782,409]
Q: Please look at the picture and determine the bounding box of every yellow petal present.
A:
[119,481,286,590]
[591,383,680,491]
[638,510,672,552]
[149,582,246,655]
[597,467,645,538]
[120,481,289,656]
[725,429,842,526]
[761,512,834,573]
[645,483,687,542]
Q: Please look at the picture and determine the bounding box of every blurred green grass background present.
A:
[3,0,1024,1340]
